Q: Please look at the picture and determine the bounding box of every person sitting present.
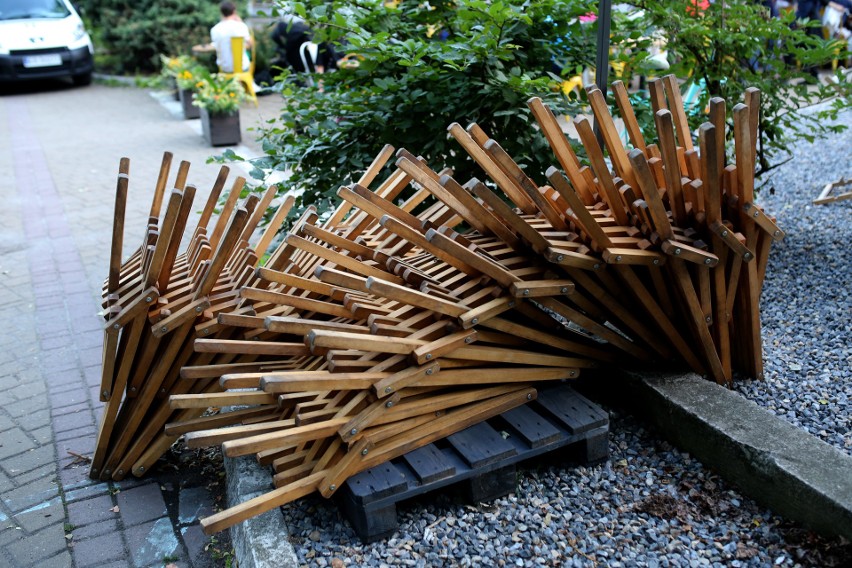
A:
[194,1,251,73]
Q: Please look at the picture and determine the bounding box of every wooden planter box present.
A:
[178,88,200,119]
[201,108,241,146]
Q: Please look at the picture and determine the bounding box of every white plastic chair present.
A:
[299,41,319,86]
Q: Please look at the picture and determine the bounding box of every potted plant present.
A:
[159,55,195,101]
[193,72,246,146]
[173,64,206,120]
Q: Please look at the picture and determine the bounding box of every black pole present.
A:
[593,0,612,148]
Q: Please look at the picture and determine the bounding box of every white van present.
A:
[0,0,94,85]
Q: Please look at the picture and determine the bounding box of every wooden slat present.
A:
[662,74,694,151]
[611,80,646,151]
[586,87,639,189]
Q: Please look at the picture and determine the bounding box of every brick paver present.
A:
[0,79,276,567]
[71,532,126,567]
[118,484,169,527]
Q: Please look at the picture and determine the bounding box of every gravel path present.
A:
[278,106,852,566]
[284,414,849,567]
[732,105,851,456]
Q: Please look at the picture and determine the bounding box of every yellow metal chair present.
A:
[220,33,257,106]
[823,2,848,71]
[561,74,584,98]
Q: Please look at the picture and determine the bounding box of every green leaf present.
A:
[220,148,245,162]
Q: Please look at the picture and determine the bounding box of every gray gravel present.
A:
[280,105,852,566]
[732,104,851,456]
[283,415,849,567]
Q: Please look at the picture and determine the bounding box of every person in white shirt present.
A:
[195,1,251,73]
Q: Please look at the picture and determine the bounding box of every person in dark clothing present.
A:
[270,15,339,75]
[271,15,313,72]
[796,0,828,37]
[762,0,779,18]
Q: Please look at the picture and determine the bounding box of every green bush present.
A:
[241,0,597,215]
[234,0,849,221]
[610,0,851,175]
[79,0,220,74]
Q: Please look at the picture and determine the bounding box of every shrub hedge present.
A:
[79,0,220,74]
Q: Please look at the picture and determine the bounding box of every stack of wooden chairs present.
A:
[91,75,783,534]
[91,155,295,481]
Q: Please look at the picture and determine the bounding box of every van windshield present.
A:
[0,0,70,21]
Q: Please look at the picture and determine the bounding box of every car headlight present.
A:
[73,22,86,41]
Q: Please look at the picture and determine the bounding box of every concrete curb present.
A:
[92,72,139,86]
[225,454,299,568]
[614,371,852,542]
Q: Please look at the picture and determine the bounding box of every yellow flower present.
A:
[196,81,204,88]
[229,92,235,97]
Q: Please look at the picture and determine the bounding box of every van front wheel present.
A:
[72,72,92,86]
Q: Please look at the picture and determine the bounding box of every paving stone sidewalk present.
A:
[0,80,281,568]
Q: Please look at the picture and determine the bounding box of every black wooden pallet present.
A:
[336,384,609,542]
